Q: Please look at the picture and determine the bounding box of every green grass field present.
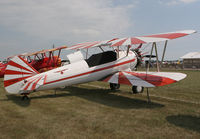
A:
[0,70,200,139]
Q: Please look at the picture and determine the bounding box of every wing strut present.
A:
[154,42,160,72]
[160,40,168,68]
[86,48,89,59]
[146,42,160,72]
[145,42,160,103]
[146,88,151,103]
[126,45,131,56]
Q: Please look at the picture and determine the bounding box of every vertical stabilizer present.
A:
[4,56,39,94]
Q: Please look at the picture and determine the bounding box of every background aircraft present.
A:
[0,46,67,78]
[3,30,196,101]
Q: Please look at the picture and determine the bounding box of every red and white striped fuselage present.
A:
[4,50,137,94]
[39,51,137,91]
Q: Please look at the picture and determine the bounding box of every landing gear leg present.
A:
[54,89,57,96]
[146,88,151,103]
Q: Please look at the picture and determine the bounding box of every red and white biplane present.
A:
[0,46,67,78]
[3,30,196,101]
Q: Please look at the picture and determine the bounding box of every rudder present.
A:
[4,56,39,94]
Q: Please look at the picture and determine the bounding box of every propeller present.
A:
[130,44,143,70]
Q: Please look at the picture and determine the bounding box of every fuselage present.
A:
[36,50,137,92]
[4,50,137,94]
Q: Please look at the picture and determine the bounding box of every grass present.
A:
[0,69,200,139]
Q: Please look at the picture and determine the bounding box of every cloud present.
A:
[159,0,199,5]
[180,0,199,3]
[0,0,135,44]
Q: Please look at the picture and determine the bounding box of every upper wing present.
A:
[65,38,118,50]
[22,45,67,57]
[66,30,196,50]
[102,71,186,87]
[111,30,196,46]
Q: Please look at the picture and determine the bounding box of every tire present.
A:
[110,83,120,90]
[22,95,29,100]
[132,86,144,94]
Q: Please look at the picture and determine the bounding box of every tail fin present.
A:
[4,56,39,94]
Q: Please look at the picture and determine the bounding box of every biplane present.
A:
[3,30,196,101]
[0,46,67,78]
[0,56,17,78]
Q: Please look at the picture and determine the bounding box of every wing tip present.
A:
[178,30,197,34]
[175,73,187,81]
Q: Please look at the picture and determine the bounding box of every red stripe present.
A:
[8,61,34,73]
[23,77,39,90]
[84,42,100,49]
[144,33,187,39]
[45,58,135,85]
[111,38,127,46]
[71,42,93,49]
[23,77,38,90]
[118,72,132,85]
[131,38,146,44]
[18,56,39,74]
[107,38,119,43]
[43,75,47,84]
[71,42,92,48]
[4,76,32,87]
[102,75,113,82]
[5,70,32,75]
[72,41,100,50]
[31,76,43,90]
[124,71,176,86]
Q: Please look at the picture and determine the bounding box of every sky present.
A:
[0,0,199,60]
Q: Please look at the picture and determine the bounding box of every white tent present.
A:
[181,52,200,59]
[180,52,200,69]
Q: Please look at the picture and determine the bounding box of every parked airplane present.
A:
[3,30,196,100]
[0,46,67,78]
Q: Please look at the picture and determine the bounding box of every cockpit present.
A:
[85,51,117,67]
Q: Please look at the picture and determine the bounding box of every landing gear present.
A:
[132,86,144,94]
[146,88,151,103]
[22,95,29,100]
[110,83,120,90]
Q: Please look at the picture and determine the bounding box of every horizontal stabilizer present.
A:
[102,71,186,87]
[19,74,47,93]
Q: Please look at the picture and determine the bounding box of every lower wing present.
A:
[102,71,186,87]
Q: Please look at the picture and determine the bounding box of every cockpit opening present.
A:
[85,51,117,67]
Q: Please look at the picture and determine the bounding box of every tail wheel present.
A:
[110,83,120,90]
[132,86,144,94]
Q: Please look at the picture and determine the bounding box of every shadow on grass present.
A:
[5,95,31,107]
[166,115,200,132]
[2,86,164,109]
[60,86,164,109]
[3,93,72,107]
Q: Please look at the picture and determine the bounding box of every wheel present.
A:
[132,86,144,94]
[110,83,120,90]
[22,95,29,100]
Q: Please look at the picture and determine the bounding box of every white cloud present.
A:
[160,0,199,5]
[180,0,198,3]
[0,0,135,44]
